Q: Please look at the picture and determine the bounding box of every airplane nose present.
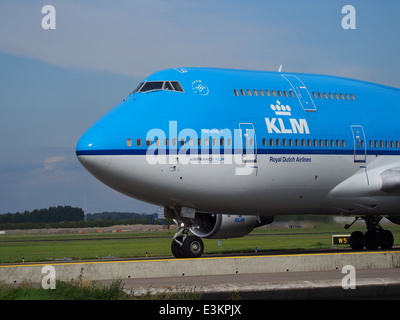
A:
[76,124,112,176]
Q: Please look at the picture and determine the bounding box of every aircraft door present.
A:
[351,125,366,162]
[239,123,257,162]
[282,74,316,111]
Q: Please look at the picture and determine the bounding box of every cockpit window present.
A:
[140,81,164,92]
[132,82,144,93]
[163,81,174,91]
[132,81,184,93]
[171,81,184,92]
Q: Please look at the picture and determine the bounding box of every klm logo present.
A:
[265,101,310,134]
[235,215,245,223]
[265,118,310,134]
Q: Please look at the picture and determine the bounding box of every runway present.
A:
[2,249,400,299]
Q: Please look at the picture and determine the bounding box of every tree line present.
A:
[0,207,166,230]
[86,212,151,222]
[0,206,335,231]
[0,206,84,224]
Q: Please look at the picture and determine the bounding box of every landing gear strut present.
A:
[348,216,394,250]
[171,222,204,258]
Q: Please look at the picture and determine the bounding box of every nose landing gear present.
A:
[348,216,394,250]
[171,222,204,258]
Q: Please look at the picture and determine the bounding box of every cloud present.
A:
[0,149,156,214]
[0,1,283,78]
[43,155,66,171]
[0,0,399,87]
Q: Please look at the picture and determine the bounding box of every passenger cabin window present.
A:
[133,81,184,93]
[233,86,356,102]
[312,91,356,101]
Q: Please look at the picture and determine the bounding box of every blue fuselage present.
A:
[76,68,400,216]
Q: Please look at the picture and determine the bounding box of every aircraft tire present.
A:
[171,236,185,258]
[182,235,204,258]
[349,231,365,250]
[378,229,394,250]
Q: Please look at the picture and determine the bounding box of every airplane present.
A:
[76,67,400,258]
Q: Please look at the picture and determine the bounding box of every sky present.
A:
[0,0,399,214]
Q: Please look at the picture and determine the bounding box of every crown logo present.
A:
[270,100,291,116]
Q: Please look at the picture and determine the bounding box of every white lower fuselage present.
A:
[78,152,400,217]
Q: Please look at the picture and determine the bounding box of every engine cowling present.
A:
[387,216,400,225]
[189,213,274,239]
